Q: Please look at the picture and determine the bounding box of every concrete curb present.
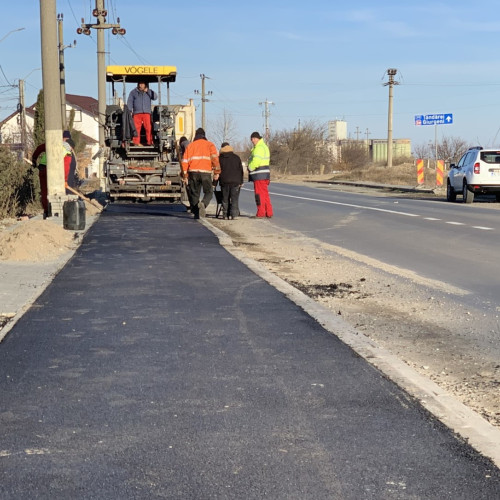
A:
[309,179,438,193]
[204,218,500,469]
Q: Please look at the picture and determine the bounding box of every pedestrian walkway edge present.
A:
[0,213,101,343]
[204,219,500,469]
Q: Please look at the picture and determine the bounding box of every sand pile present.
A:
[0,219,78,262]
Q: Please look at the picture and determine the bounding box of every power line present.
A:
[64,0,80,26]
[0,65,12,86]
[117,35,149,64]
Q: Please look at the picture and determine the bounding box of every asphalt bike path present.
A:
[0,204,499,499]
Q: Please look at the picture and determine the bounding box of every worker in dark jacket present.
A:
[127,81,157,145]
[63,130,78,189]
[219,142,243,220]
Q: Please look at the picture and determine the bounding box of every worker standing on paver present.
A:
[127,80,157,146]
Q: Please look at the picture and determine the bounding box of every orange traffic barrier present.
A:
[436,160,444,186]
[416,159,424,185]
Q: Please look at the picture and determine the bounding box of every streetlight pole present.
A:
[434,124,438,168]
[0,27,25,44]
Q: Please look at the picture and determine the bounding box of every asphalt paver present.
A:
[1,204,499,499]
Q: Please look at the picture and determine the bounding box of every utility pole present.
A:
[355,126,360,141]
[57,13,76,130]
[194,74,212,130]
[18,80,26,158]
[383,68,399,168]
[77,0,125,189]
[434,124,438,166]
[365,128,370,142]
[259,98,274,143]
[40,0,66,215]
[16,68,40,159]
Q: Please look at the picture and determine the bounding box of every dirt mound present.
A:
[0,219,78,262]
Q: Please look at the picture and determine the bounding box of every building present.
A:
[328,120,347,141]
[328,119,411,163]
[0,94,99,176]
[369,139,412,163]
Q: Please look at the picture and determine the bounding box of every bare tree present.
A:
[413,142,432,161]
[208,109,238,147]
[268,121,334,175]
[413,136,469,167]
[437,135,470,164]
[336,141,369,171]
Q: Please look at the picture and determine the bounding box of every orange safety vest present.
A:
[181,139,220,177]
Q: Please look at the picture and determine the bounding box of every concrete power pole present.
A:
[384,68,399,168]
[39,0,66,216]
[194,74,212,131]
[57,13,76,130]
[259,98,274,143]
[18,79,26,159]
[77,0,124,189]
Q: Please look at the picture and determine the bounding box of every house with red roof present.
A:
[0,94,99,177]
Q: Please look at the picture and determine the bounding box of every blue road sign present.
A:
[415,113,453,126]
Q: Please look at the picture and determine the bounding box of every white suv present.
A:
[447,147,500,203]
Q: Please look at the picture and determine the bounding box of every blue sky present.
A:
[2,1,500,149]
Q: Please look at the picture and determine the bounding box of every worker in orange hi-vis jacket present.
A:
[181,128,220,219]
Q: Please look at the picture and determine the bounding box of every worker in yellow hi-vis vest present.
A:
[32,139,73,217]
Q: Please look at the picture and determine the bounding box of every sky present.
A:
[2,0,500,149]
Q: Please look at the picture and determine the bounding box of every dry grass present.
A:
[274,162,446,189]
[331,162,444,188]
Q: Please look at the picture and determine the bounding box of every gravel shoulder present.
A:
[208,179,500,429]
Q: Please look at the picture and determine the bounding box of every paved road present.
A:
[1,204,499,499]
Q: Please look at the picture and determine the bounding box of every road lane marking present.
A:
[243,188,496,231]
[268,191,420,217]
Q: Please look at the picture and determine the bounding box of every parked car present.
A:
[447,147,500,203]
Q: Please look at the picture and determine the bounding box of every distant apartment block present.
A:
[328,119,411,162]
[328,120,347,141]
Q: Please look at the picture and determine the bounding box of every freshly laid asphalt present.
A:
[1,203,499,499]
